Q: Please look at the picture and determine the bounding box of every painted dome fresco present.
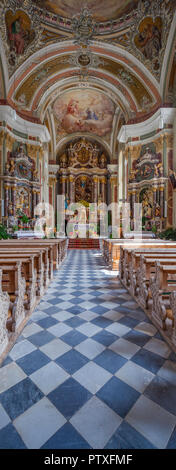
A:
[32,0,139,21]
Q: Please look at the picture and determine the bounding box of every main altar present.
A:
[58,138,118,213]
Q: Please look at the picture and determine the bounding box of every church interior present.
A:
[0,0,176,451]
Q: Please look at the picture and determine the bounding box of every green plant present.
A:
[0,224,12,239]
[158,227,176,240]
[142,216,146,227]
[152,224,157,234]
[21,214,29,224]
[108,211,112,226]
[12,225,18,232]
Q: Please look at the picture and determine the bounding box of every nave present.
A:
[0,250,176,450]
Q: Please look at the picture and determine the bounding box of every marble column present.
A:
[32,190,37,217]
[69,176,75,203]
[152,186,157,218]
[110,176,117,203]
[159,186,164,218]
[36,191,40,207]
[61,176,67,196]
[101,177,107,203]
[12,185,17,217]
[93,176,98,204]
[4,184,10,218]
[131,190,137,230]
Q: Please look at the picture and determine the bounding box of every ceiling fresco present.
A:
[0,0,175,160]
[14,56,72,107]
[32,0,139,22]
[98,58,154,110]
[52,90,115,142]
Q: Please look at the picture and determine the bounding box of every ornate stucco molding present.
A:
[0,105,51,143]
[118,108,176,143]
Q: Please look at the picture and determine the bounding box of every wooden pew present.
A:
[0,268,10,355]
[120,246,176,287]
[0,262,26,332]
[135,254,176,310]
[0,238,67,270]
[170,292,176,347]
[149,261,176,332]
[0,256,37,312]
[0,248,46,294]
[105,239,176,270]
[128,250,176,295]
[0,241,54,281]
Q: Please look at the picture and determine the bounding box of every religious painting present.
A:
[134,17,162,64]
[0,67,5,100]
[53,90,114,138]
[33,0,138,22]
[16,187,30,216]
[129,145,163,184]
[75,175,92,203]
[140,187,153,230]
[5,10,35,57]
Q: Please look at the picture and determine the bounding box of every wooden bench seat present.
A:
[0,268,10,355]
[0,246,50,289]
[149,262,176,337]
[120,246,176,286]
[0,262,26,332]
[104,239,176,270]
[0,242,54,280]
[0,238,67,272]
[0,256,38,312]
[0,239,68,361]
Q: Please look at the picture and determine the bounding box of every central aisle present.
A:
[0,250,176,449]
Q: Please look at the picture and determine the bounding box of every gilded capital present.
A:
[0,130,5,145]
[165,133,173,148]
[154,135,164,152]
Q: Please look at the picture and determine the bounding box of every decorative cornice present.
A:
[118,107,176,143]
[48,164,60,175]
[0,105,51,143]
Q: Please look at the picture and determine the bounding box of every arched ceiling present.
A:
[0,0,175,161]
[32,0,139,22]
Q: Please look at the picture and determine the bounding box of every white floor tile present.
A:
[14,397,66,449]
[22,323,43,338]
[52,311,74,321]
[0,404,11,430]
[116,361,155,393]
[47,323,72,338]
[144,338,171,358]
[134,322,157,337]
[73,362,112,394]
[30,362,69,394]
[109,338,140,359]
[157,360,176,386]
[75,338,105,359]
[40,338,71,360]
[76,323,102,338]
[9,340,36,361]
[106,323,131,337]
[126,395,176,449]
[70,396,122,448]
[0,363,26,393]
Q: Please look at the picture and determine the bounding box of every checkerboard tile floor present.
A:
[0,249,176,449]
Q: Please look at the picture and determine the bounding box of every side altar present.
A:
[2,143,41,229]
[128,146,168,232]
